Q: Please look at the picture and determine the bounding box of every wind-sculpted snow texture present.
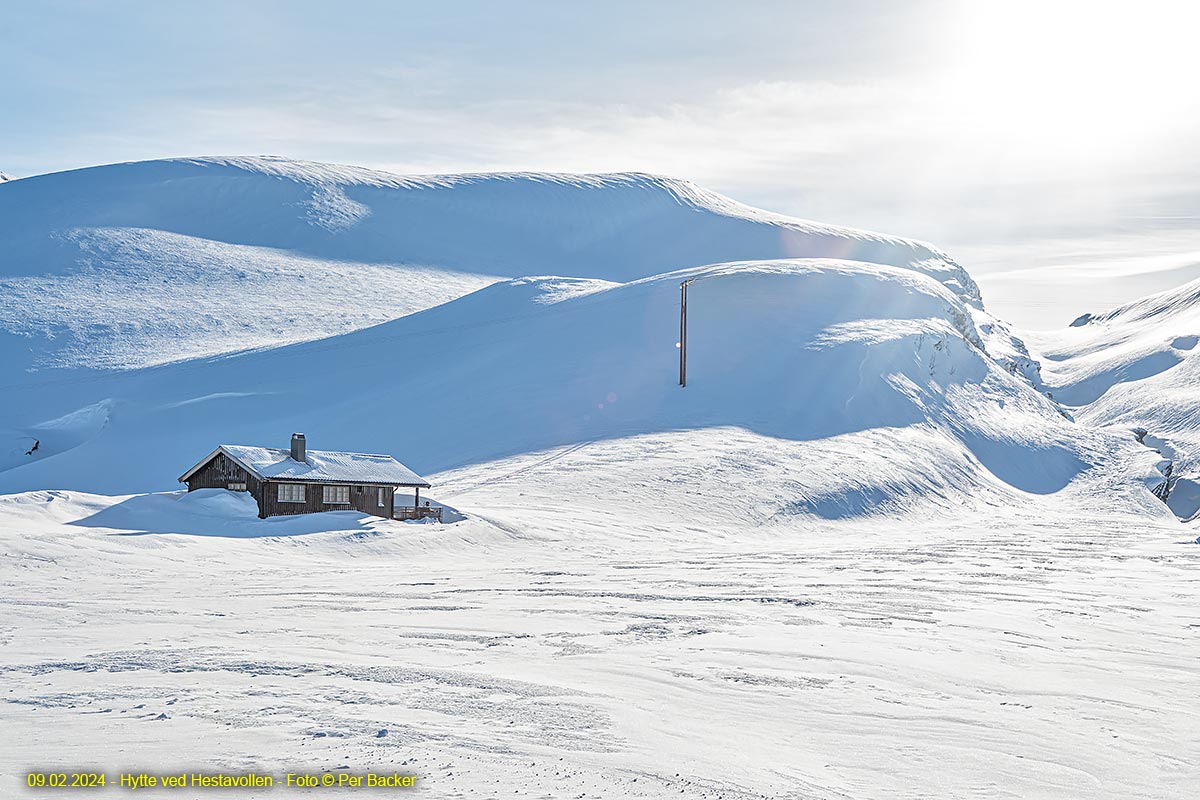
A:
[1,157,1197,798]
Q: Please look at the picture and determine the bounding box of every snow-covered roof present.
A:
[179,444,429,487]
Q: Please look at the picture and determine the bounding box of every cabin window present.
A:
[278,483,306,503]
[323,485,350,504]
[377,487,386,508]
[227,482,247,492]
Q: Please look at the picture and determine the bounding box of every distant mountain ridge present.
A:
[1032,274,1200,519]
[1,155,966,282]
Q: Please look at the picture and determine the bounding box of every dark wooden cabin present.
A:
[178,433,439,521]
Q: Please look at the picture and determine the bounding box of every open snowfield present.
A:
[3,468,1198,799]
[3,157,1199,798]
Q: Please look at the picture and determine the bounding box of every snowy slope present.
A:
[1030,276,1200,518]
[0,258,1166,520]
[0,156,976,371]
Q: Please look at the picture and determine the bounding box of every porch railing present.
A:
[394,505,443,522]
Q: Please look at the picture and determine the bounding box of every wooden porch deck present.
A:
[394,505,443,522]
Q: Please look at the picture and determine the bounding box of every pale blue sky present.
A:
[5,0,1200,326]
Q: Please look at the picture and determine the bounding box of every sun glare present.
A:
[943,1,1200,160]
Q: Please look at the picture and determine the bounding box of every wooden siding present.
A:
[259,481,395,520]
[186,452,396,520]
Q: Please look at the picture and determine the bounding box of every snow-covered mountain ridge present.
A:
[0,154,1180,524]
[0,156,978,370]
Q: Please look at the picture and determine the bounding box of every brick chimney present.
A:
[290,433,306,463]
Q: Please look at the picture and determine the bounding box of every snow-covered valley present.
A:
[2,157,1199,798]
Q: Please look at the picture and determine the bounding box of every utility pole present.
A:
[679,279,692,387]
